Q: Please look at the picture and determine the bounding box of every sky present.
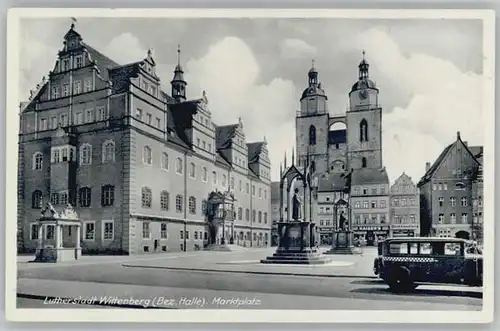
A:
[18,17,485,184]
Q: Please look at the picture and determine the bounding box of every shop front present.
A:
[352,225,390,246]
[390,224,419,238]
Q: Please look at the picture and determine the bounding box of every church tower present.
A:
[171,44,187,102]
[295,61,329,174]
[346,52,383,170]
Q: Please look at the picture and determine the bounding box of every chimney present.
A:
[425,162,431,172]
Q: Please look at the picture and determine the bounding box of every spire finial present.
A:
[292,149,295,166]
[177,44,181,66]
[312,59,315,70]
[280,162,283,177]
[362,49,366,60]
[147,48,152,57]
[284,152,287,169]
[70,17,77,30]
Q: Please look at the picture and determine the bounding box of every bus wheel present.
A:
[387,267,415,293]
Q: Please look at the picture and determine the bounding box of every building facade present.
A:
[417,132,482,239]
[471,159,483,243]
[350,169,390,245]
[294,54,390,244]
[314,173,350,245]
[389,173,420,237]
[18,24,272,254]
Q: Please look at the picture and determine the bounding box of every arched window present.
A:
[175,194,183,212]
[161,153,169,170]
[102,140,115,163]
[176,157,183,174]
[258,211,262,223]
[359,119,368,142]
[238,207,243,220]
[32,152,43,170]
[80,144,92,165]
[245,208,250,221]
[160,190,169,210]
[189,162,196,178]
[32,190,43,209]
[362,157,367,168]
[201,200,207,215]
[252,210,256,222]
[141,187,152,208]
[309,125,317,145]
[202,167,208,182]
[188,196,196,214]
[143,146,152,164]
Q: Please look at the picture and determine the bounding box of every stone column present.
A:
[286,188,291,221]
[37,224,43,250]
[55,224,61,248]
[76,225,81,249]
[279,183,284,222]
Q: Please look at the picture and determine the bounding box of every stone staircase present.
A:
[260,249,333,265]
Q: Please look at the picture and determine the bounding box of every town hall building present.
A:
[17,23,272,254]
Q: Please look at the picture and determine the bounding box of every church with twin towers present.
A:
[293,52,391,242]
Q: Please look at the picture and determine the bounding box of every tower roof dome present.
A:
[300,60,327,100]
[350,50,378,93]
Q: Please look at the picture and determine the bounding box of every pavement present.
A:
[16,246,483,310]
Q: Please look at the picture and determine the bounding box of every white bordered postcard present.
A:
[5,8,495,323]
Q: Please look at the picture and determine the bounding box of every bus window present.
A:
[389,243,407,254]
[409,243,418,254]
[419,243,432,255]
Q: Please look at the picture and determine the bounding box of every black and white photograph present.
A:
[5,8,495,323]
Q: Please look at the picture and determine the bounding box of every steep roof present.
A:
[83,42,120,81]
[318,172,349,192]
[247,142,264,163]
[351,167,389,186]
[215,124,238,149]
[417,135,482,187]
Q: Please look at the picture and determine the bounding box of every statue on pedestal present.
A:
[292,188,301,221]
[339,211,347,230]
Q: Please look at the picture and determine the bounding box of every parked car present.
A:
[373,237,483,292]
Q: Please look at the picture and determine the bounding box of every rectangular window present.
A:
[74,80,82,94]
[433,184,437,191]
[84,222,95,240]
[461,197,468,207]
[161,223,168,239]
[380,200,386,208]
[194,231,198,240]
[202,141,206,149]
[50,193,59,205]
[362,188,368,195]
[84,79,93,92]
[62,59,69,71]
[252,185,256,196]
[52,86,60,99]
[185,231,190,240]
[142,222,150,239]
[136,108,143,121]
[39,118,47,131]
[146,113,152,125]
[85,109,94,123]
[156,117,161,129]
[438,214,444,223]
[103,221,114,240]
[371,188,377,195]
[450,197,456,207]
[450,213,456,224]
[401,199,407,206]
[180,230,184,240]
[59,113,68,126]
[62,84,69,97]
[75,55,83,68]
[354,201,360,209]
[371,201,377,208]
[380,187,385,195]
[30,224,40,240]
[96,107,106,121]
[461,213,468,224]
[74,112,83,125]
[438,197,444,206]
[50,116,58,129]
[362,201,368,208]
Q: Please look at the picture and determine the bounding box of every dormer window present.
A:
[75,55,83,68]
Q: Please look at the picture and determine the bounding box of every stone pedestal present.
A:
[261,221,332,264]
[324,230,357,255]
